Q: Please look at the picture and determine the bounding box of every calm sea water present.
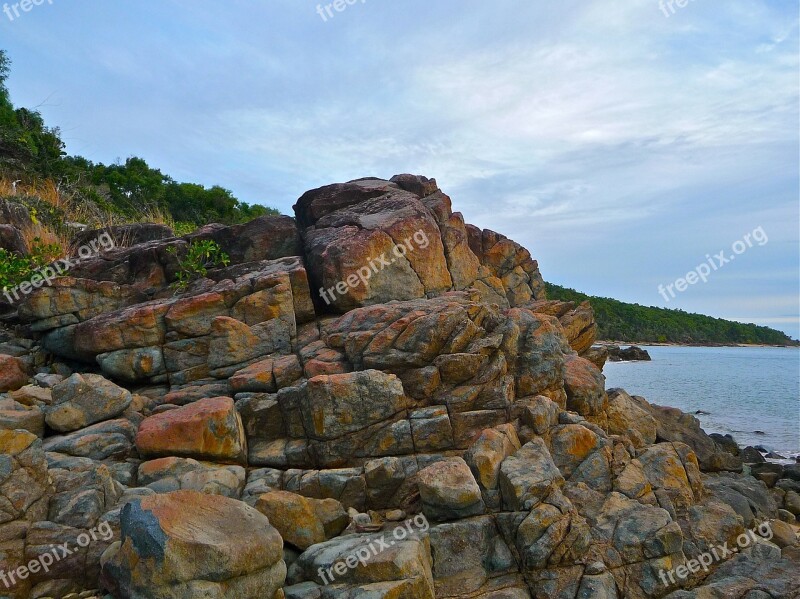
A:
[603,346,800,459]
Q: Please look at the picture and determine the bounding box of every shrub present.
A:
[0,237,62,294]
[167,240,230,292]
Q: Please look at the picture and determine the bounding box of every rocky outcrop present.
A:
[0,175,793,599]
[606,344,652,362]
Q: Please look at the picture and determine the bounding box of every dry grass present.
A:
[1,176,195,253]
[0,177,63,208]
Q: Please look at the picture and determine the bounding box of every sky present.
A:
[2,0,798,338]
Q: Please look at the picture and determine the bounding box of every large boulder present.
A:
[136,396,247,464]
[100,490,286,598]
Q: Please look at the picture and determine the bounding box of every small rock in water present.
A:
[766,451,787,460]
[695,410,711,415]
[753,430,766,435]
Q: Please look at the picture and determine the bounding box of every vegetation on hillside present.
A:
[0,49,279,238]
[546,282,798,346]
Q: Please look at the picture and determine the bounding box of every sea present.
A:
[603,345,800,461]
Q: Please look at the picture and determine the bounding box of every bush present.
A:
[167,240,230,292]
[0,238,62,295]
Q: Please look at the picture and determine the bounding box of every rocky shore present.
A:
[0,175,797,598]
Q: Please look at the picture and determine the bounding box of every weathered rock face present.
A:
[1,175,791,599]
[0,430,53,599]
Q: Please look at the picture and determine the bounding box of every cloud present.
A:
[2,0,797,336]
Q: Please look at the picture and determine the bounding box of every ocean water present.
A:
[603,346,800,459]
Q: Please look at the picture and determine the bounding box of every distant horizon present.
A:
[1,0,797,337]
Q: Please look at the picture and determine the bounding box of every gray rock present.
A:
[417,457,485,522]
[45,374,132,433]
[499,438,564,511]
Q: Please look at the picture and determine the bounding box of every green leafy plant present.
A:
[0,237,63,295]
[167,240,230,293]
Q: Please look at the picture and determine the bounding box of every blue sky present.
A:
[2,0,798,337]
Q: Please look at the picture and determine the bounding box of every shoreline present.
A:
[597,340,799,348]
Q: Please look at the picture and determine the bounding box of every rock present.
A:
[0,354,27,392]
[710,433,740,456]
[33,372,64,388]
[767,519,798,548]
[464,425,521,493]
[0,198,33,229]
[136,396,247,464]
[286,525,435,597]
[606,389,657,448]
[499,438,564,511]
[72,223,174,249]
[0,223,27,255]
[301,370,409,441]
[606,345,651,362]
[641,400,742,472]
[255,490,349,550]
[741,446,766,463]
[563,355,607,418]
[778,508,796,524]
[100,490,286,598]
[783,463,800,482]
[0,429,51,522]
[427,516,518,597]
[785,490,800,516]
[417,458,485,521]
[558,301,597,355]
[45,373,132,433]
[0,429,52,598]
[704,474,778,528]
[0,401,44,437]
[582,345,608,370]
[138,457,246,498]
[43,418,136,460]
[514,395,560,436]
[636,442,703,511]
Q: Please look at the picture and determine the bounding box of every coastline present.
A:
[597,340,799,348]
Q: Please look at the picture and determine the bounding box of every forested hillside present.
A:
[546,282,798,346]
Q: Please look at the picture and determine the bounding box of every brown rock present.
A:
[0,355,27,392]
[255,490,349,550]
[136,396,247,464]
[100,490,286,598]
